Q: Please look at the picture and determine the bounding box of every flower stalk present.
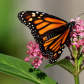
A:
[66,17,84,84]
[74,74,79,84]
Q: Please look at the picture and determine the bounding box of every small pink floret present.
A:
[25,57,29,62]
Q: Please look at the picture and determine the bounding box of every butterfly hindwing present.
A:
[45,28,70,63]
[18,11,74,64]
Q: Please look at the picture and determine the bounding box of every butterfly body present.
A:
[18,11,75,64]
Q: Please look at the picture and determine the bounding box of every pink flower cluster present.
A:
[65,17,84,66]
[70,17,84,50]
[25,41,48,68]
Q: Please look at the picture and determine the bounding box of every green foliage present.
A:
[44,59,75,75]
[0,53,57,84]
[78,52,84,67]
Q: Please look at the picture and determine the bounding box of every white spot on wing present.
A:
[36,11,39,14]
[21,15,23,17]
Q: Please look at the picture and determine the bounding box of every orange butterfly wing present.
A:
[18,11,73,64]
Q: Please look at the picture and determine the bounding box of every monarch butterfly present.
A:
[18,11,75,64]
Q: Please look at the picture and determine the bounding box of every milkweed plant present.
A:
[25,17,84,84]
[0,17,84,84]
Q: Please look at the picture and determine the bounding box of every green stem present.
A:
[74,74,79,84]
[75,58,78,75]
[74,58,79,84]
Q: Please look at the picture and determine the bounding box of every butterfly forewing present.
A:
[18,11,73,64]
[18,11,67,37]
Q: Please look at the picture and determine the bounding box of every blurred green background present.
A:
[0,0,33,84]
[0,0,84,84]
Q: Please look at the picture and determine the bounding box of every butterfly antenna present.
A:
[74,13,84,20]
[77,13,84,17]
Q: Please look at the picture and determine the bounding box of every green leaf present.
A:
[0,53,57,84]
[78,52,84,67]
[44,59,75,75]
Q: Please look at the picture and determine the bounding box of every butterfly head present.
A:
[67,21,75,28]
[70,21,76,26]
